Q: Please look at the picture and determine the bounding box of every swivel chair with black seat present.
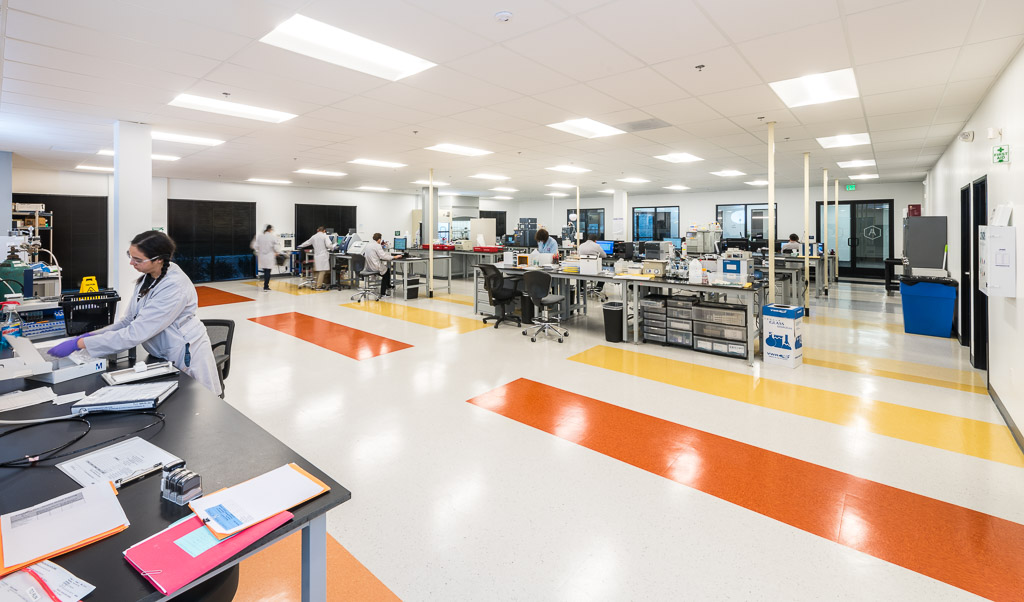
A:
[479,263,522,329]
[521,270,568,343]
[201,319,234,398]
[349,254,381,302]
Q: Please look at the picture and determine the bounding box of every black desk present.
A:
[0,373,351,601]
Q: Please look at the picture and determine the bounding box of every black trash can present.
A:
[519,293,535,325]
[603,301,624,343]
[406,278,420,299]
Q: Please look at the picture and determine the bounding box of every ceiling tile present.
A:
[868,109,937,130]
[950,36,1024,81]
[534,83,632,116]
[362,84,477,117]
[738,19,850,82]
[402,67,521,107]
[941,78,994,106]
[789,98,864,124]
[855,48,959,95]
[681,119,747,138]
[579,0,729,64]
[490,96,573,124]
[862,85,945,116]
[420,0,570,43]
[588,68,690,107]
[845,0,980,64]
[503,18,643,81]
[699,85,787,117]
[933,104,975,124]
[870,126,930,142]
[333,96,439,125]
[696,0,839,43]
[965,0,1024,43]
[448,45,573,96]
[641,98,723,125]
[203,63,351,107]
[654,47,763,96]
[802,117,868,137]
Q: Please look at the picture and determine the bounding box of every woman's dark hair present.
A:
[317,226,326,232]
[535,229,549,243]
[372,232,382,241]
[264,224,274,233]
[789,233,799,241]
[131,231,175,297]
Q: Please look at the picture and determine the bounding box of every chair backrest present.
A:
[201,319,235,379]
[349,253,366,273]
[479,264,503,292]
[522,270,552,306]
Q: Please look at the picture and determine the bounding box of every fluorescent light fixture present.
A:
[469,173,509,181]
[76,164,114,172]
[547,118,625,139]
[546,192,569,197]
[247,178,292,184]
[837,159,876,169]
[769,68,859,108]
[490,187,518,192]
[97,149,180,161]
[259,14,436,81]
[664,185,690,191]
[546,183,576,189]
[617,177,650,183]
[598,189,615,194]
[349,158,406,168]
[168,93,296,123]
[711,170,746,177]
[816,132,871,149]
[295,169,346,177]
[151,131,224,146]
[745,180,769,186]
[655,152,703,163]
[358,186,391,191]
[489,196,513,200]
[411,180,449,186]
[425,143,492,156]
[546,165,591,174]
[849,174,879,180]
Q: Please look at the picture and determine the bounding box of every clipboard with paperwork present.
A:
[71,381,178,414]
[55,437,182,488]
[101,361,179,385]
[189,463,329,539]
[0,483,130,578]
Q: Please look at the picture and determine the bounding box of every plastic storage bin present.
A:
[60,290,120,336]
[692,302,746,326]
[666,307,692,319]
[694,321,745,341]
[900,276,957,337]
[667,329,692,347]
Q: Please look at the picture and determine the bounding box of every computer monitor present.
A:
[393,237,407,251]
[596,240,614,255]
[325,228,335,235]
[665,237,682,250]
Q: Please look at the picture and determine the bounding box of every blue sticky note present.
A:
[174,525,223,557]
[206,504,243,531]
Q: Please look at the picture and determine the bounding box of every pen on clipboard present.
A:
[114,462,163,488]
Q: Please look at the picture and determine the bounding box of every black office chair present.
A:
[201,319,234,398]
[479,264,522,329]
[349,254,381,302]
[521,270,568,343]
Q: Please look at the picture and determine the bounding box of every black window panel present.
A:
[12,193,108,292]
[294,204,356,241]
[632,207,678,241]
[479,210,507,237]
[566,208,605,240]
[168,199,255,283]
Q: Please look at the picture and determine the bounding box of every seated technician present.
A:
[535,228,559,258]
[782,233,802,253]
[363,233,396,297]
[576,233,607,258]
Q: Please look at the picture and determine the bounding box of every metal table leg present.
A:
[301,514,327,602]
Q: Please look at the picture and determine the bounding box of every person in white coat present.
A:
[298,226,333,289]
[251,224,281,292]
[363,233,398,296]
[47,231,222,397]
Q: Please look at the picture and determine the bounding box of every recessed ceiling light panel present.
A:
[247,178,292,184]
[617,177,650,183]
[664,185,690,191]
[711,170,746,177]
[411,180,449,186]
[490,187,518,192]
[489,196,513,200]
[357,186,391,191]
[168,93,296,123]
[425,143,492,156]
[655,153,703,163]
[76,164,114,172]
[469,173,509,180]
[546,183,576,189]
[98,149,180,161]
[744,180,769,186]
[546,192,569,197]
[349,158,407,168]
[597,189,615,194]
[769,68,859,108]
[260,14,436,81]
[296,169,346,176]
[546,165,591,174]
[816,133,871,149]
[837,159,876,168]
[547,118,625,139]
[849,174,879,180]
[151,131,224,146]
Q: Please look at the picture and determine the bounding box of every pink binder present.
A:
[123,511,292,595]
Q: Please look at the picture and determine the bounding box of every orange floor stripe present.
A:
[236,531,400,601]
[467,379,1024,600]
[250,312,412,360]
[195,286,253,307]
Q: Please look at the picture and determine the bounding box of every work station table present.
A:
[406,249,502,278]
[0,371,351,601]
[755,254,836,296]
[392,254,453,300]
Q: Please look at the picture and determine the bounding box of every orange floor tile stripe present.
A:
[235,531,400,601]
[467,378,1024,600]
[250,312,412,360]
[195,286,253,307]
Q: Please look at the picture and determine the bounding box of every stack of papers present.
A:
[0,560,95,602]
[72,381,178,414]
[0,483,130,577]
[0,388,56,414]
[56,437,181,488]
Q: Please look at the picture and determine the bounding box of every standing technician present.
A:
[251,224,281,292]
[298,226,332,289]
[48,231,221,396]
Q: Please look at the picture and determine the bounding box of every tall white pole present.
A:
[823,168,829,293]
[803,152,810,309]
[834,178,840,279]
[767,121,776,304]
[575,186,581,248]
[428,168,434,297]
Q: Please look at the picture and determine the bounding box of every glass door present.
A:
[817,200,893,278]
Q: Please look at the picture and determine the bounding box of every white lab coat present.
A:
[83,263,222,396]
[362,239,392,275]
[299,231,332,271]
[577,240,607,258]
[251,231,281,270]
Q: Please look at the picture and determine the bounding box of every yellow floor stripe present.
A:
[802,348,988,395]
[568,345,1023,467]
[340,301,489,333]
[431,293,475,307]
[804,314,905,334]
[243,280,326,296]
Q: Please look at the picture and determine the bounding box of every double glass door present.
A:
[817,200,893,278]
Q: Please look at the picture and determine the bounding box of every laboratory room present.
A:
[0,0,1022,600]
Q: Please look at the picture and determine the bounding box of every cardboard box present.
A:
[762,304,803,368]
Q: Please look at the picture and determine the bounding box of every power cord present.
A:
[0,411,165,468]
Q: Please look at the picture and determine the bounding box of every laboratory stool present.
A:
[349,254,381,303]
[521,270,568,343]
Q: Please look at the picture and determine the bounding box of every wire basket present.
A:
[60,289,121,336]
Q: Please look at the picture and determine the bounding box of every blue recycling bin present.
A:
[900,277,957,337]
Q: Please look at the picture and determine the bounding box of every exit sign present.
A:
[846,184,856,191]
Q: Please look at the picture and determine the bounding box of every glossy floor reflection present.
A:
[197,277,1015,600]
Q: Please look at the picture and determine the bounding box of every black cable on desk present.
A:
[0,411,165,468]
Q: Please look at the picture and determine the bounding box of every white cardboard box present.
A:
[762,304,804,368]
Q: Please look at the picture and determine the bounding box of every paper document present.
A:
[190,463,328,538]
[0,483,130,573]
[56,437,181,488]
[0,388,56,414]
[51,392,85,407]
[0,560,95,602]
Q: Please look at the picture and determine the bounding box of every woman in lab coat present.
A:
[47,231,222,396]
[298,226,332,289]
[251,224,281,291]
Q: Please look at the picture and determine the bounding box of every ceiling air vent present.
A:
[615,118,671,133]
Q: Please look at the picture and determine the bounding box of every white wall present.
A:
[928,45,1024,425]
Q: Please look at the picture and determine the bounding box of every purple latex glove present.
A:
[48,333,91,358]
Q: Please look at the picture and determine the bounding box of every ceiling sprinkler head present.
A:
[495,11,512,22]
[695,64,705,72]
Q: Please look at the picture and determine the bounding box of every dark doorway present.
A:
[958,185,971,347]
[294,204,356,242]
[816,199,894,278]
[970,177,988,370]
[168,200,256,283]
[12,193,108,291]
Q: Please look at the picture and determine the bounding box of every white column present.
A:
[612,190,628,241]
[0,152,12,235]
[803,152,810,309]
[822,168,829,292]
[112,121,152,297]
[767,121,776,304]
[834,178,840,278]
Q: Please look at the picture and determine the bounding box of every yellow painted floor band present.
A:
[568,345,1023,467]
[802,348,988,395]
[340,301,490,334]
[243,280,327,296]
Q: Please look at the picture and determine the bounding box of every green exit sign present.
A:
[846,184,856,191]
